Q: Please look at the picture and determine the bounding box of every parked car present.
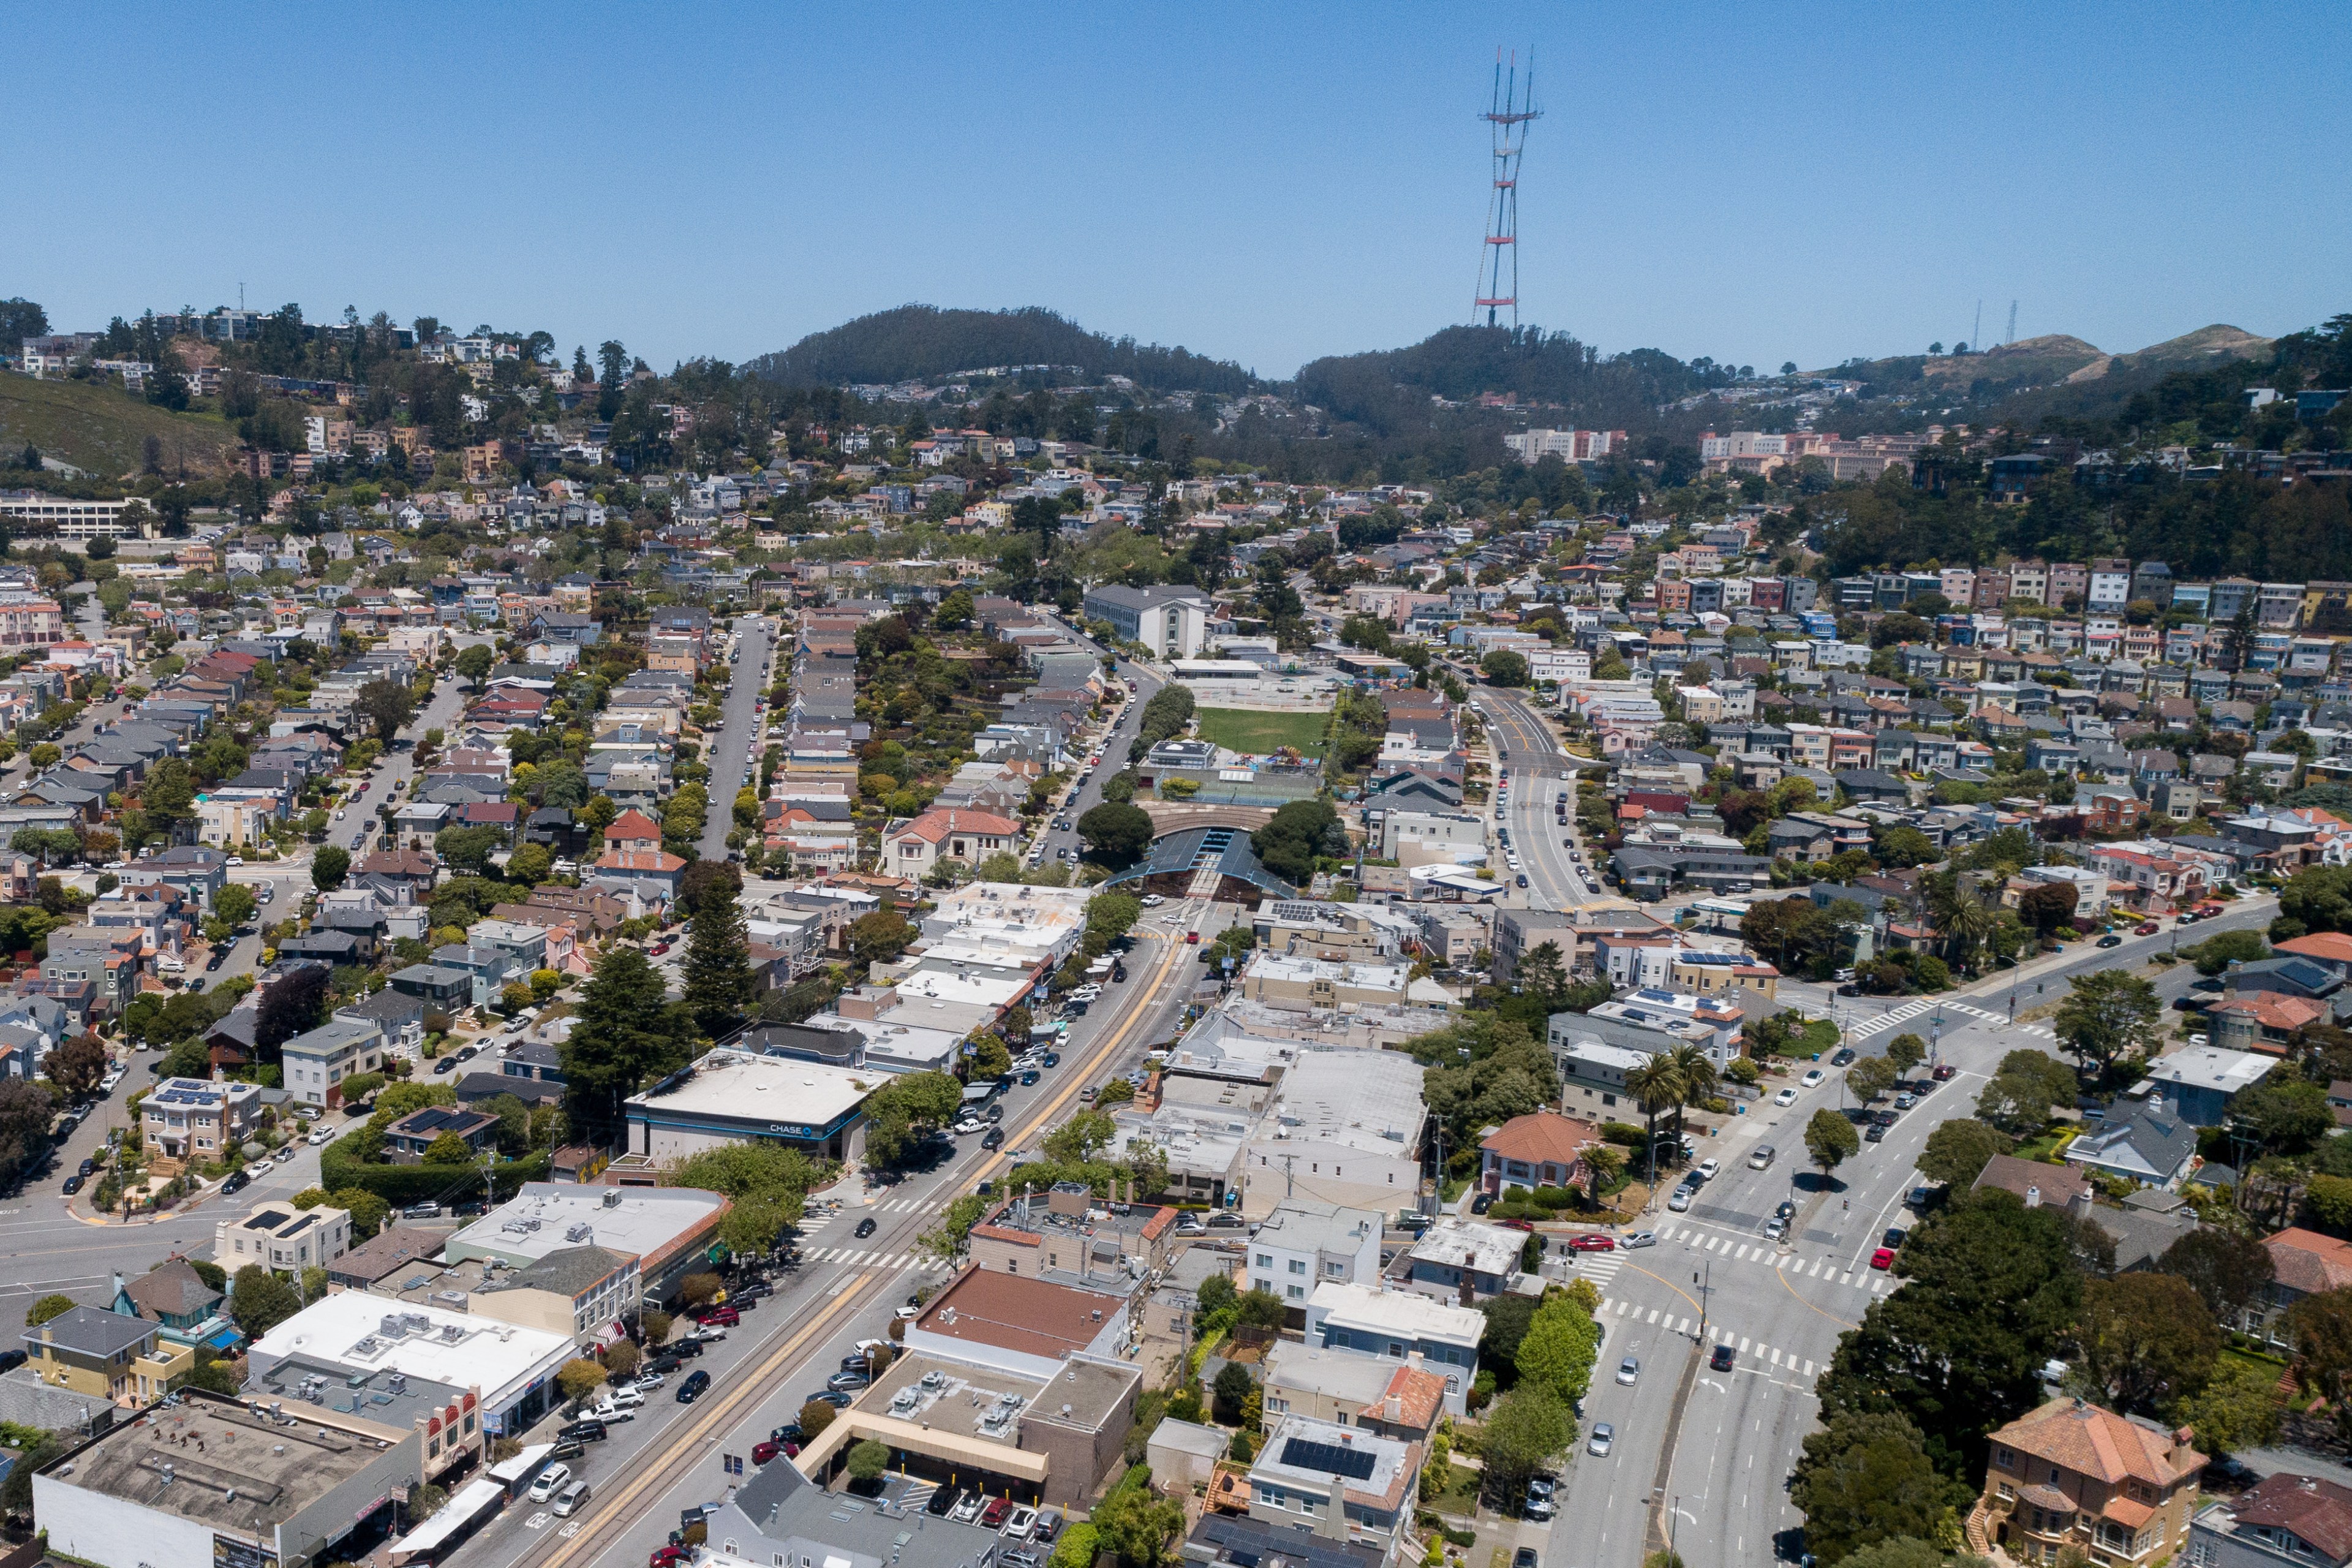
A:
[2096,933,2124,949]
[1870,1247,1896,1271]
[1801,1069,1824,1088]
[1773,1086,1800,1106]
[827,1369,870,1392]
[586,1400,635,1424]
[696,1306,739,1328]
[980,1499,1013,1531]
[676,1370,711,1403]
[929,1486,963,1517]
[559,1419,608,1443]
[1831,1048,1858,1068]
[807,1389,852,1408]
[1667,1186,1693,1212]
[1882,1227,1908,1249]
[1469,1192,1494,1215]
[1003,1506,1039,1540]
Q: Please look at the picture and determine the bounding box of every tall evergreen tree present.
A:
[682,873,755,1039]
[560,946,691,1146]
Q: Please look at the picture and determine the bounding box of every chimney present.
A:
[2024,1185,2041,1208]
[1384,1393,1402,1424]
[1317,1472,1349,1541]
[2067,1189,2094,1221]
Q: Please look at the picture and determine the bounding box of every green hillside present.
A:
[0,373,238,480]
[748,304,1260,396]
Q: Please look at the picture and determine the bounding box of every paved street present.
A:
[699,615,775,859]
[447,896,1236,1568]
[1472,685,1600,910]
[1545,896,2277,1564]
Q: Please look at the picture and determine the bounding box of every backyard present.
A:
[1193,707,1327,759]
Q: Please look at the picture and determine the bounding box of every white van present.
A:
[1749,1144,1776,1171]
[552,1479,591,1517]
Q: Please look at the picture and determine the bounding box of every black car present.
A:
[929,1486,962,1518]
[548,1436,586,1462]
[982,1127,1005,1150]
[854,1217,878,1239]
[1470,1192,1495,1215]
[1709,1343,1736,1372]
[561,1419,609,1442]
[676,1370,711,1403]
[771,1422,804,1445]
[61,1174,82,1195]
[669,1336,704,1359]
[807,1389,853,1408]
[1831,1048,1858,1068]
[1774,1199,1795,1221]
[2096,933,2124,949]
[1042,1053,1060,1068]
[77,1157,96,1178]
[1864,1123,1887,1142]
[221,1169,251,1196]
[1882,1227,1908,1249]
[1514,1551,1540,1568]
[1019,1070,1040,1086]
[432,1056,460,1074]
[646,1354,683,1376]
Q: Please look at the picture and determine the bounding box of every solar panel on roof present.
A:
[1281,1437,1376,1482]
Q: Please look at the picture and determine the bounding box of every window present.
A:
[1289,1259,1306,1275]
[1256,1254,1273,1270]
[1287,1284,1303,1300]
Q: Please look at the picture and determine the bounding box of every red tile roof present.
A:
[605,809,662,844]
[1480,1110,1602,1169]
[2277,932,2352,966]
[2264,1227,2352,1297]
[1990,1396,2204,1488]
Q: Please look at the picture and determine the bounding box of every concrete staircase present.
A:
[1964,1496,1996,1559]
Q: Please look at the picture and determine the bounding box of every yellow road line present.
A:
[532,913,1196,1568]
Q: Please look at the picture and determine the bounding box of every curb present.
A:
[1644,1336,1705,1559]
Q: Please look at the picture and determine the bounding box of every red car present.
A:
[651,1549,688,1568]
[2136,922,2160,935]
[697,1306,739,1327]
[1567,1234,1616,1253]
[1185,932,1200,944]
[980,1499,1012,1530]
[1869,1247,1896,1271]
[650,942,671,956]
[1931,1064,1956,1080]
[1498,1217,1535,1233]
[753,1439,788,1464]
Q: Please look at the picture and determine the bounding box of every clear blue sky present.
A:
[12,2,2349,380]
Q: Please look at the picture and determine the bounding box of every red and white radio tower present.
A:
[1472,49,1541,330]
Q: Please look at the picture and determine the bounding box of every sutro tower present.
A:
[1472,49,1541,330]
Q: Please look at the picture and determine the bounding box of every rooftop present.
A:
[38,1390,407,1534]
[1307,1281,1483,1346]
[1249,1414,1419,1513]
[1405,1218,1525,1279]
[1251,1199,1384,1259]
[623,1049,878,1133]
[247,1292,572,1400]
[911,1267,1129,1364]
[446,1182,727,1273]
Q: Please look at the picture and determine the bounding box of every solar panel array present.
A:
[1280,1436,1376,1482]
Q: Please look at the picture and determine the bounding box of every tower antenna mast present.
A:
[1472,49,1541,330]
[2006,300,2019,345]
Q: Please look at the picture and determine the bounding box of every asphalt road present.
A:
[448,896,1236,1568]
[1542,895,2280,1565]
[1029,618,1163,870]
[699,616,776,860]
[1471,685,1601,912]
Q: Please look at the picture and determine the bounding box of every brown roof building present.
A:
[1478,1110,1600,1196]
[2192,1471,2352,1568]
[1973,1397,2206,1564]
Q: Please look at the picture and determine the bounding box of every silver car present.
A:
[1587,1422,1615,1457]
[1616,1356,1640,1386]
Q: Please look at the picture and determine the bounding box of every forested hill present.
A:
[747,305,1261,395]
[1294,324,1732,438]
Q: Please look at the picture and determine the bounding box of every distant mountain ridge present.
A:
[746,304,1260,396]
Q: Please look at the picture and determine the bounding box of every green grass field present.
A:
[1193,706,1327,758]
[0,372,238,479]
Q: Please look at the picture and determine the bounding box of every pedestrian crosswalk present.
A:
[872,1197,944,1215]
[1847,996,2057,1044]
[1590,1295,1822,1380]
[798,1245,954,1272]
[1567,1223,1898,1298]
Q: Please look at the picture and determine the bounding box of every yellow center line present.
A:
[1613,1260,1705,1318]
[1773,1254,1860,1330]
[533,913,1196,1568]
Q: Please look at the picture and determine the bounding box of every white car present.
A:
[1773,1087,1800,1107]
[1801,1069,1825,1088]
[99,1071,123,1093]
[1003,1506,1039,1540]
[952,1119,984,1136]
[587,1400,636,1423]
[306,1128,333,1146]
[1140,894,1165,907]
[529,1463,573,1502]
[606,1385,644,1409]
[1697,1158,1719,1181]
[225,856,244,867]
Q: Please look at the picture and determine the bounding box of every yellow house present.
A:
[26,1305,194,1406]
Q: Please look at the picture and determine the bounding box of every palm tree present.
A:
[1664,1042,1719,1153]
[1623,1056,1684,1190]
[1936,887,1995,975]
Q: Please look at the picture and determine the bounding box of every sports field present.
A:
[1193,706,1327,758]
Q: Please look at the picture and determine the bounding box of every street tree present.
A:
[45,1034,107,1097]
[1077,802,1155,867]
[2288,1287,2352,1446]
[1806,1107,1861,1183]
[1514,1295,1602,1405]
[1790,1411,1961,1567]
[2052,970,2163,1079]
[353,677,417,743]
[454,644,496,688]
[2174,1355,2286,1457]
[214,883,257,925]
[1092,1482,1185,1568]
[1916,1118,2013,1188]
[1847,1057,1898,1102]
[229,1264,303,1339]
[1883,1033,1926,1077]
[1479,1385,1575,1501]
[1973,1050,2079,1137]
[311,844,351,891]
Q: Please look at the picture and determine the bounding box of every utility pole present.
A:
[1281,1153,1297,1197]
[1695,1257,1712,1339]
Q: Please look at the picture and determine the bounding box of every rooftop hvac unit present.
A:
[566,1223,594,1243]
[603,1189,624,1208]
